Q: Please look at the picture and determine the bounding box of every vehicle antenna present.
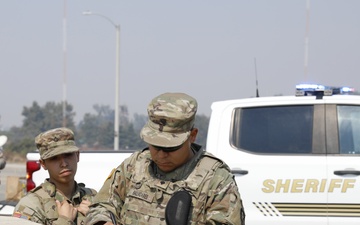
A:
[254,57,260,97]
[304,0,310,81]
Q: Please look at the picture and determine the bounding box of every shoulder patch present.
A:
[106,168,116,180]
[13,211,31,220]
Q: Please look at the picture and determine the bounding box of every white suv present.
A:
[206,85,360,225]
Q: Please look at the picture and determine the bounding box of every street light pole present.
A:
[83,11,120,150]
[114,24,120,151]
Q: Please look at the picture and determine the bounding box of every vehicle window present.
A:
[337,105,360,154]
[232,105,313,154]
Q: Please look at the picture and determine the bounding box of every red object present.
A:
[26,160,41,192]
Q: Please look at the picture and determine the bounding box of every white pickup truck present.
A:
[26,150,135,193]
[206,85,360,225]
[21,85,360,224]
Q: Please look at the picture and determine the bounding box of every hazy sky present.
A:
[1,0,360,130]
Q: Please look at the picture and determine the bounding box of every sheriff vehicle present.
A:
[206,84,360,225]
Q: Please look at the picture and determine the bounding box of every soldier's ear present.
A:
[40,159,48,170]
[190,128,198,143]
[76,151,80,162]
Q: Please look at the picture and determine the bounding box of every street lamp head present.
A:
[82,11,118,27]
[82,11,93,15]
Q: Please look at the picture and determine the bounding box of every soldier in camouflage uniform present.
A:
[0,135,7,170]
[13,127,97,225]
[85,93,245,225]
[0,148,5,170]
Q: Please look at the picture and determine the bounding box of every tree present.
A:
[6,101,76,154]
[77,104,149,150]
[119,123,146,150]
[77,104,114,149]
[133,113,147,136]
[4,101,210,158]
[22,101,76,135]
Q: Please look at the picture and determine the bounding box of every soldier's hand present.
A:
[56,200,77,221]
[77,199,91,216]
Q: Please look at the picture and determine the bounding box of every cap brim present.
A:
[140,123,190,147]
[41,146,79,160]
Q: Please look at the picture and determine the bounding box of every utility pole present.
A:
[83,11,120,150]
[62,0,67,127]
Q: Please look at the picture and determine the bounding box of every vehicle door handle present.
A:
[231,169,248,175]
[334,170,360,176]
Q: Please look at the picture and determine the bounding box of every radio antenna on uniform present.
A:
[254,57,260,97]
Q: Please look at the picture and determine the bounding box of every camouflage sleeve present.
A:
[13,193,47,224]
[53,216,76,225]
[85,162,128,225]
[81,187,97,203]
[205,166,245,225]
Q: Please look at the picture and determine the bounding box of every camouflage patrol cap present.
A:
[35,127,79,160]
[140,92,197,147]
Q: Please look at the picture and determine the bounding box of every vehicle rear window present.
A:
[231,105,313,154]
[337,105,360,154]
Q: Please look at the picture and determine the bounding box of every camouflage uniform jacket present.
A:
[13,179,97,225]
[85,146,245,225]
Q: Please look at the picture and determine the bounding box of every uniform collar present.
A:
[42,179,82,203]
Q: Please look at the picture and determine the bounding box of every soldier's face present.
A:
[149,128,198,172]
[40,152,79,185]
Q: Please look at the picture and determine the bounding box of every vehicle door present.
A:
[218,102,328,225]
[325,103,360,225]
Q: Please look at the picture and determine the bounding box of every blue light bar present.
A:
[296,83,355,97]
[296,84,325,91]
[341,87,355,93]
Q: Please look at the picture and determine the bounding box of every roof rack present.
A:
[295,84,355,98]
